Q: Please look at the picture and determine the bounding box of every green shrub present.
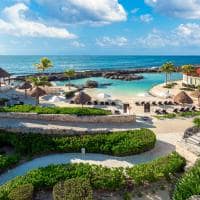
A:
[173,160,200,200]
[0,152,185,200]
[0,154,20,172]
[0,163,125,199]
[0,105,111,116]
[53,178,93,200]
[126,152,186,185]
[8,184,34,200]
[65,91,75,99]
[193,118,200,128]
[0,129,156,157]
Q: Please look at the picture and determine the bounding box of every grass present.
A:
[154,111,200,120]
[0,105,112,116]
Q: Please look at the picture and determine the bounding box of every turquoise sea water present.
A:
[56,73,182,96]
[0,55,192,95]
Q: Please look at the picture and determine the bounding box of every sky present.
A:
[1,0,200,55]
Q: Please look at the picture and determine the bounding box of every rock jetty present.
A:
[103,72,143,81]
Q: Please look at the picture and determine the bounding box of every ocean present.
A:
[0,55,200,75]
[0,55,195,97]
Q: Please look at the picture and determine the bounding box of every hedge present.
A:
[0,152,185,200]
[0,105,111,116]
[8,184,34,200]
[127,152,186,185]
[53,178,93,200]
[0,154,20,173]
[173,160,200,200]
[0,129,156,171]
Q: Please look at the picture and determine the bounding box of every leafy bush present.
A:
[65,91,75,99]
[126,152,186,185]
[0,152,185,200]
[0,129,156,157]
[0,163,125,199]
[0,154,20,172]
[193,118,200,128]
[163,82,177,89]
[8,184,34,200]
[53,178,93,200]
[173,160,200,200]
[0,105,111,116]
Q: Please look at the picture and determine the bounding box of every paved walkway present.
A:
[0,116,193,134]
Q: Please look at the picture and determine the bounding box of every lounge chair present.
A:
[135,102,140,106]
[184,107,190,112]
[100,101,105,105]
[191,106,196,111]
[162,110,168,114]
[173,108,178,113]
[152,101,157,106]
[114,110,121,114]
[179,108,185,112]
[158,101,163,105]
[93,100,98,105]
[87,101,92,105]
[69,100,74,104]
[105,102,110,106]
[141,101,145,105]
[111,102,116,106]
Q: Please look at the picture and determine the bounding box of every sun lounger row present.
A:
[135,101,177,106]
[155,106,196,115]
[69,100,117,106]
[173,106,196,113]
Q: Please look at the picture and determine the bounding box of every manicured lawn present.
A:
[0,105,112,116]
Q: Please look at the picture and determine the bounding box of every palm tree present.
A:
[64,69,75,90]
[181,64,195,85]
[27,76,51,105]
[161,62,175,85]
[34,57,53,72]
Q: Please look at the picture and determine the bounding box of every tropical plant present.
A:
[26,76,51,104]
[26,76,51,88]
[64,69,75,90]
[34,57,53,72]
[181,64,195,85]
[161,62,175,85]
[193,117,200,128]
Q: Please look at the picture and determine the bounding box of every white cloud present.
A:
[34,0,127,25]
[96,36,128,47]
[145,0,200,19]
[131,8,139,14]
[71,41,85,47]
[140,14,153,23]
[0,3,76,39]
[137,23,200,48]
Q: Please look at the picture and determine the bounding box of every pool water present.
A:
[55,73,182,97]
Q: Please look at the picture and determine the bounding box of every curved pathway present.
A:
[0,139,175,185]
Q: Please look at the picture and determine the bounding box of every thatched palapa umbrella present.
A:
[18,82,32,97]
[174,91,193,105]
[0,68,10,87]
[74,92,91,107]
[191,90,200,98]
[30,87,46,105]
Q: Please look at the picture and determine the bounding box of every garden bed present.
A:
[0,152,186,200]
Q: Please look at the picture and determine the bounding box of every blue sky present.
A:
[1,0,200,55]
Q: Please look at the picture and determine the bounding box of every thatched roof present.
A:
[18,82,32,90]
[0,68,10,78]
[74,92,91,105]
[30,87,46,98]
[191,90,200,98]
[174,91,193,104]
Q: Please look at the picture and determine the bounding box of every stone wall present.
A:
[0,112,136,123]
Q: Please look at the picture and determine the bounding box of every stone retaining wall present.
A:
[0,112,136,123]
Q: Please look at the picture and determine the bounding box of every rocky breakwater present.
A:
[103,72,143,81]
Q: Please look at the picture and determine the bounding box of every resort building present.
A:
[183,68,200,86]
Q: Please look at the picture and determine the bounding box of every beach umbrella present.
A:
[174,91,193,105]
[18,82,32,97]
[30,87,46,105]
[74,92,91,107]
[49,95,65,103]
[97,93,111,100]
[0,68,10,87]
[191,90,200,98]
